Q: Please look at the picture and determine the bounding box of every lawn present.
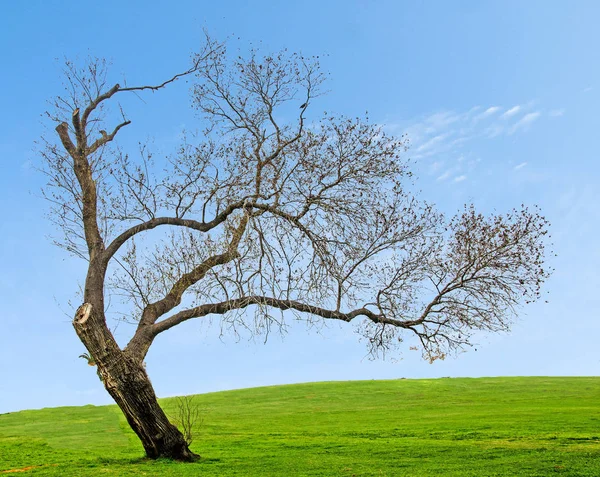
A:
[1,377,599,476]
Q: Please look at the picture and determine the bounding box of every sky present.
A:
[1,0,599,414]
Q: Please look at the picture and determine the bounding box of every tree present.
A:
[41,37,551,461]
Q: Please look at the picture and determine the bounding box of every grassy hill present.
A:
[1,377,599,476]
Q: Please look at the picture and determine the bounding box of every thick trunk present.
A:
[101,354,198,461]
[73,304,198,461]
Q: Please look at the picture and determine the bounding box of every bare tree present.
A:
[168,396,203,447]
[40,36,551,461]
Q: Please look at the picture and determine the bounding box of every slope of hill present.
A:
[1,377,599,476]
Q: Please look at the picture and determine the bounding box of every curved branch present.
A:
[87,120,131,155]
[151,295,417,337]
[103,199,252,264]
[81,83,121,129]
[80,38,222,131]
[117,63,202,93]
[142,210,250,321]
[125,211,250,360]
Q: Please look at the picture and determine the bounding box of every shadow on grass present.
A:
[93,455,223,466]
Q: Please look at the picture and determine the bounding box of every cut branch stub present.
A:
[55,122,77,157]
[71,302,121,362]
[74,303,92,325]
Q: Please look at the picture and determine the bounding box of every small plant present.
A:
[78,352,95,366]
[169,396,203,446]
[79,352,104,381]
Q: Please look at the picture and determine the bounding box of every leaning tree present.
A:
[41,37,551,461]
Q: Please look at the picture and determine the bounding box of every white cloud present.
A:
[474,106,502,123]
[501,105,521,119]
[549,109,565,118]
[429,161,444,173]
[400,104,537,160]
[487,125,504,138]
[394,109,480,161]
[514,162,528,170]
[385,99,542,183]
[509,112,541,134]
[416,133,451,153]
[484,106,501,116]
[426,112,460,128]
[436,170,451,181]
[449,136,470,148]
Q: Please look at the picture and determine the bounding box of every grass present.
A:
[1,377,599,476]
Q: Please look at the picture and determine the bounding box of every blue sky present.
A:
[1,1,599,414]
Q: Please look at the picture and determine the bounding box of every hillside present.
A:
[1,377,599,476]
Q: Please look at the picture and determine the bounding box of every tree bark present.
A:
[73,304,198,461]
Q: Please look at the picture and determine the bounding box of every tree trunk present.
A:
[72,304,199,461]
[100,355,198,461]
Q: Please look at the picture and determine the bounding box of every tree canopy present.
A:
[40,36,551,460]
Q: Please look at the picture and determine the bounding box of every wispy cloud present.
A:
[474,106,502,122]
[514,162,528,170]
[501,106,521,119]
[549,109,565,118]
[483,106,501,116]
[416,133,451,153]
[509,112,541,135]
[436,170,451,181]
[383,101,553,187]
[429,161,444,173]
[485,124,504,138]
[387,102,544,162]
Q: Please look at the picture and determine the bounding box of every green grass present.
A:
[1,377,599,476]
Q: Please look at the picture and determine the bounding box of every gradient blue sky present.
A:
[1,1,599,414]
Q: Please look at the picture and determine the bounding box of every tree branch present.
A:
[55,118,105,259]
[72,108,84,145]
[81,83,121,129]
[117,63,201,93]
[87,120,131,155]
[55,122,77,157]
[103,198,253,264]
[150,295,422,337]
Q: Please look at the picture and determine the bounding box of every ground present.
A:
[1,377,599,476]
